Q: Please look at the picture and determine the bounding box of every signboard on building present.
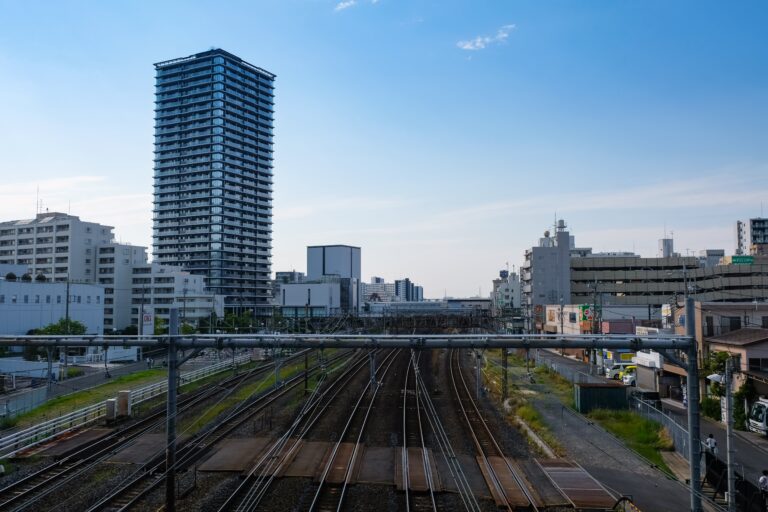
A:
[141,309,155,337]
[580,304,595,322]
[732,255,754,265]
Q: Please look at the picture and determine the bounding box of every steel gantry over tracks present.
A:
[0,300,704,512]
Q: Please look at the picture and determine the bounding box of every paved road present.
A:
[505,355,694,511]
[536,349,768,489]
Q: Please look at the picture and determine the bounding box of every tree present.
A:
[154,317,168,335]
[20,274,32,282]
[703,351,730,397]
[39,318,87,336]
[122,325,138,335]
[734,379,758,431]
[35,274,47,283]
[22,319,86,361]
[4,272,16,281]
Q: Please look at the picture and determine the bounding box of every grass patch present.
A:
[10,369,168,429]
[588,408,674,475]
[534,366,574,406]
[480,354,565,456]
[180,359,306,434]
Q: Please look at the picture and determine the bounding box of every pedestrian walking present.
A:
[704,433,718,455]
[759,470,768,509]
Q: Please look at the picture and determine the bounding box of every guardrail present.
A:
[0,353,252,459]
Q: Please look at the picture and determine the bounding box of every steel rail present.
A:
[450,349,539,512]
[402,350,437,512]
[0,353,301,512]
[411,353,481,512]
[321,349,402,512]
[85,350,352,512]
[222,349,380,512]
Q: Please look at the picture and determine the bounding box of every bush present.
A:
[66,367,84,378]
[701,397,722,421]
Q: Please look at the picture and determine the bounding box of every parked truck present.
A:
[748,397,768,436]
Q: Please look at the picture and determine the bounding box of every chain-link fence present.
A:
[534,350,605,384]
[630,395,691,462]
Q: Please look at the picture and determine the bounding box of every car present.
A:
[604,362,633,380]
[623,372,636,386]
[618,365,636,380]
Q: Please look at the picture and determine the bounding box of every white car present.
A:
[622,372,636,386]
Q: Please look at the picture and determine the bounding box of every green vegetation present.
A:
[24,319,87,361]
[735,379,758,431]
[11,368,167,428]
[180,359,306,434]
[66,367,85,378]
[700,397,722,422]
[534,365,574,406]
[480,352,565,456]
[588,409,674,475]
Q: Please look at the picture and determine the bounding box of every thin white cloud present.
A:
[457,24,516,51]
[335,0,356,11]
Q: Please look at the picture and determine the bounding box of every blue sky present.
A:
[1,1,767,297]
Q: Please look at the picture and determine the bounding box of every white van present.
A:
[605,361,633,380]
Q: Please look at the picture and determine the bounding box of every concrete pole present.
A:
[686,297,702,512]
[166,308,179,512]
[725,357,736,512]
[275,349,282,388]
[369,351,376,390]
[502,348,508,401]
[475,350,481,399]
[46,347,53,391]
[304,351,309,395]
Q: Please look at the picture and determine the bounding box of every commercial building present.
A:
[521,220,572,332]
[278,245,362,317]
[271,271,305,305]
[152,49,275,315]
[0,212,114,283]
[0,279,104,335]
[698,249,725,268]
[307,245,361,280]
[736,218,768,256]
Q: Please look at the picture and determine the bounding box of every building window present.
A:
[86,295,91,304]
[46,295,51,304]
[762,316,768,328]
[23,295,28,304]
[720,316,741,334]
[34,295,40,304]
[11,295,17,303]
[0,295,4,303]
[57,295,61,304]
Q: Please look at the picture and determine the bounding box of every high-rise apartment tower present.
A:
[153,49,275,314]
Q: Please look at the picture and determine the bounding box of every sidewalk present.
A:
[505,357,694,511]
[538,349,768,491]
[660,398,768,486]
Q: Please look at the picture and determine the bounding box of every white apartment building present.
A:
[0,212,114,283]
[131,263,224,330]
[96,243,148,331]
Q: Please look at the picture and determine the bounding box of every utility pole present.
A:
[165,308,179,512]
[725,357,736,512]
[139,287,146,337]
[64,276,70,375]
[686,297,702,512]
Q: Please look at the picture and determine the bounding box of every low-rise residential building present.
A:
[96,243,148,331]
[130,263,224,330]
[491,269,520,316]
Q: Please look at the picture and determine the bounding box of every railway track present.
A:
[220,349,398,512]
[309,349,401,512]
[449,349,538,512]
[401,350,437,512]
[0,350,313,512]
[84,349,354,512]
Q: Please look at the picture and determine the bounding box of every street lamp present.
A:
[707,357,736,512]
